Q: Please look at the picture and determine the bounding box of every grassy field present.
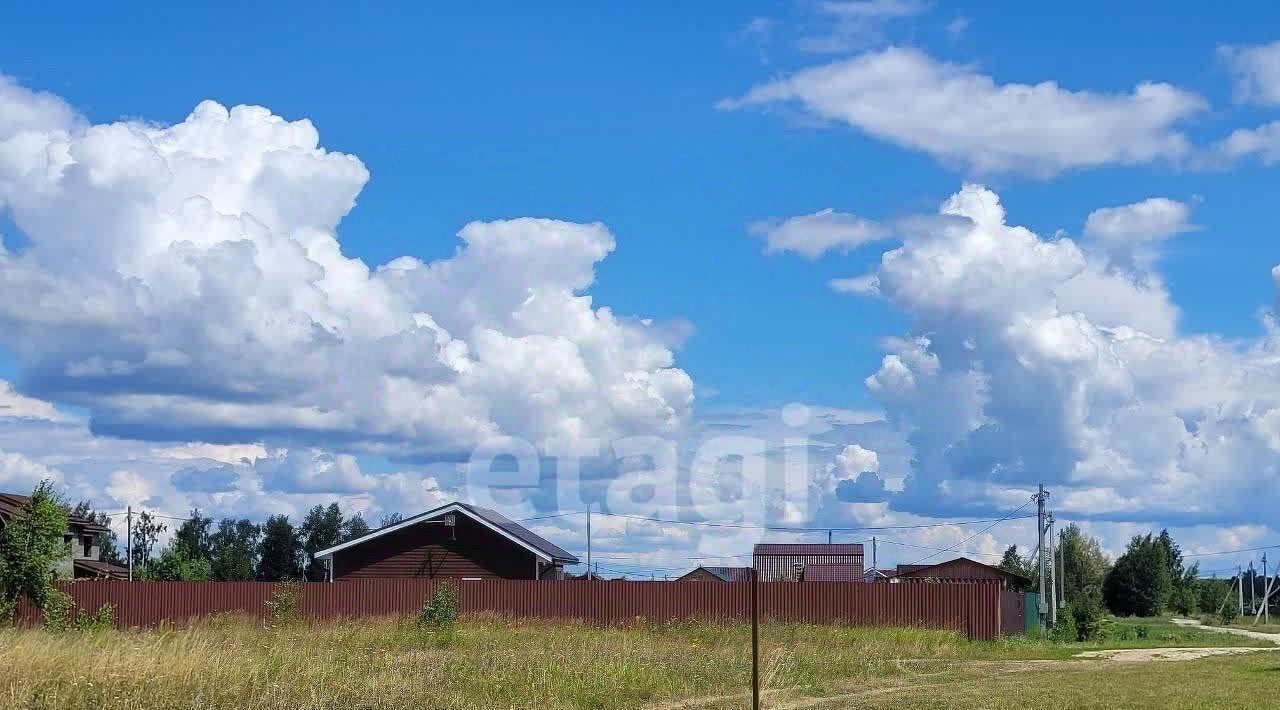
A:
[0,617,1273,709]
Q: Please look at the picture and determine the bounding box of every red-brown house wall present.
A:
[333,514,541,580]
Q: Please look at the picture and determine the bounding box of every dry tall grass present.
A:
[0,617,1267,709]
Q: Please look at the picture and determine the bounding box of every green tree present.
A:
[339,512,370,543]
[1059,524,1109,602]
[998,545,1036,588]
[300,504,344,581]
[129,511,166,577]
[379,512,404,528]
[172,509,213,562]
[1198,577,1233,616]
[1156,529,1199,615]
[256,515,301,581]
[0,481,70,618]
[209,518,260,581]
[148,541,213,581]
[1103,534,1172,617]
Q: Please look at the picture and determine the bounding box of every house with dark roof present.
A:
[311,502,580,581]
[881,557,1029,590]
[676,565,752,582]
[752,543,864,582]
[0,492,126,579]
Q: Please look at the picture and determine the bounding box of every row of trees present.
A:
[88,502,400,582]
[999,525,1241,637]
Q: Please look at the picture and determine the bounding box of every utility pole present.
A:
[126,505,133,582]
[585,505,592,579]
[1057,524,1067,612]
[1266,553,1271,625]
[1047,513,1057,626]
[872,536,878,573]
[1036,485,1048,629]
[827,529,832,545]
[1240,566,1245,617]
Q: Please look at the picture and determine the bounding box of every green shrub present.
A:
[264,579,304,627]
[41,592,115,633]
[41,589,74,632]
[418,580,459,630]
[1220,602,1240,625]
[1050,610,1077,642]
[75,603,115,631]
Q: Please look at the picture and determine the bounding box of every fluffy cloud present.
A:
[1210,121,1280,166]
[748,208,888,258]
[0,448,63,490]
[858,185,1280,525]
[0,76,692,458]
[1083,197,1196,267]
[0,380,68,422]
[836,443,879,474]
[720,47,1205,175]
[1219,41,1280,105]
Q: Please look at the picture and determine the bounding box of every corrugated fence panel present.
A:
[15,578,1004,639]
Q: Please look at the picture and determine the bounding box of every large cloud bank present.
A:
[0,77,692,457]
[859,185,1280,525]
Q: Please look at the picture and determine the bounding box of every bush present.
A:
[42,592,115,633]
[264,579,304,627]
[1050,609,1077,642]
[1220,602,1240,626]
[41,589,74,632]
[1170,585,1197,616]
[418,580,459,630]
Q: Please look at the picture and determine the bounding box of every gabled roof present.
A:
[74,559,128,579]
[696,566,753,582]
[0,493,111,534]
[894,557,1030,585]
[753,543,863,556]
[312,501,580,565]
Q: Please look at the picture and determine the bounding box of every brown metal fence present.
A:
[17,579,1007,639]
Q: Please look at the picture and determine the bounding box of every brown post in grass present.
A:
[751,567,760,710]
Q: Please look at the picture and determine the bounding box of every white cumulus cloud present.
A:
[861,185,1280,525]
[720,47,1205,176]
[0,76,693,458]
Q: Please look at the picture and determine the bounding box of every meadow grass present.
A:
[0,617,1271,709]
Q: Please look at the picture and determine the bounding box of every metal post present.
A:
[1057,525,1066,611]
[1265,554,1271,625]
[1240,566,1245,617]
[1036,485,1047,629]
[872,536,878,574]
[1048,515,1057,626]
[126,505,133,582]
[751,566,760,710]
[586,505,592,579]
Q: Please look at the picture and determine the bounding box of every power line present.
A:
[875,538,1005,560]
[905,498,1036,567]
[1184,543,1280,558]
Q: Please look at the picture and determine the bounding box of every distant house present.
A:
[880,557,1029,590]
[311,502,579,581]
[752,543,864,582]
[677,565,752,582]
[0,492,126,579]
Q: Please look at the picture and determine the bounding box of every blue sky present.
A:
[2,2,1280,574]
